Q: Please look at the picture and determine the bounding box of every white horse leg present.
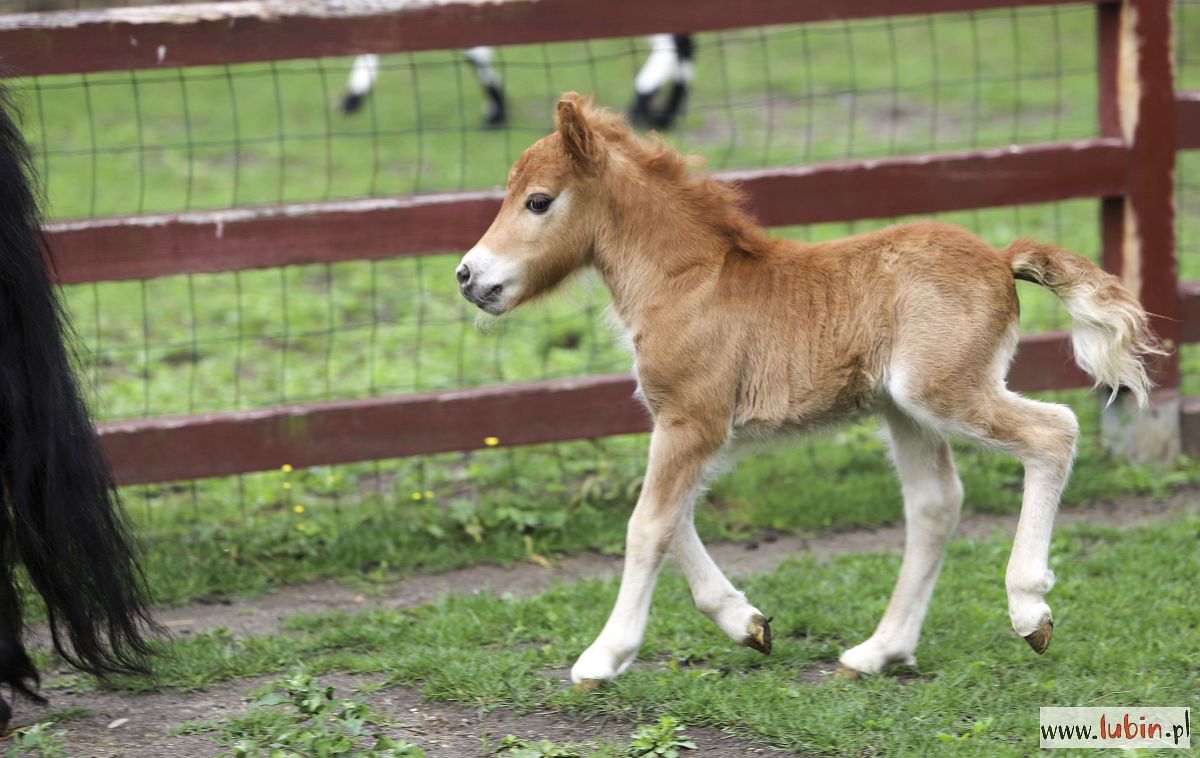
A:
[340,54,380,114]
[464,47,506,127]
[672,513,771,652]
[840,409,962,674]
[994,397,1077,650]
[635,34,682,98]
[630,34,685,127]
[570,423,725,685]
[891,383,1077,654]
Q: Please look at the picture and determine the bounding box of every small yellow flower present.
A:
[484,436,500,447]
[424,490,434,499]
[293,504,304,514]
[296,522,306,531]
[281,463,293,473]
[410,491,423,501]
[326,475,338,485]
[282,481,292,490]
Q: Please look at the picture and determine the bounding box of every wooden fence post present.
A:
[1097,0,1182,463]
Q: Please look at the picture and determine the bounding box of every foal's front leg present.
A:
[570,423,726,686]
[672,515,771,653]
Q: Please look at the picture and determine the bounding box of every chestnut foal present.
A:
[456,93,1160,686]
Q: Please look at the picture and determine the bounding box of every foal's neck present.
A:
[592,154,766,331]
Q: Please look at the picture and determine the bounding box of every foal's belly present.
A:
[734,389,881,443]
[733,345,886,435]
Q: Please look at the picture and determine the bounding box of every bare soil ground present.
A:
[10,489,1196,757]
[25,673,782,757]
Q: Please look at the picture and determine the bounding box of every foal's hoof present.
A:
[572,679,605,694]
[743,614,772,655]
[835,664,862,680]
[1024,617,1054,654]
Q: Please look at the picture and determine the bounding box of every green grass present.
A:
[1,706,89,758]
[3,4,1199,608]
[56,515,1200,756]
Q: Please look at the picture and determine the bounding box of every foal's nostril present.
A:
[456,263,472,286]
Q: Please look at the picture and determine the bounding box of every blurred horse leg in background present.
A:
[463,46,508,128]
[341,35,694,131]
[628,34,694,129]
[339,53,380,114]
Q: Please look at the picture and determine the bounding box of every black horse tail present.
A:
[0,84,156,701]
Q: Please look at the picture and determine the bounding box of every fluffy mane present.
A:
[586,105,776,259]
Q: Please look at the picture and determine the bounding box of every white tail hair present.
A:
[1006,240,1165,407]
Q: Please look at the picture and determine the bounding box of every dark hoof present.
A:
[628,94,653,128]
[339,93,365,115]
[835,664,862,680]
[1024,617,1054,654]
[744,614,772,655]
[480,85,507,130]
[628,85,688,130]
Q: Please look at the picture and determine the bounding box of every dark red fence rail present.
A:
[0,0,1193,483]
[103,337,1097,486]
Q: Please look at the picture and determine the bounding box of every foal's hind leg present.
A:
[896,388,1077,652]
[839,409,963,675]
[985,395,1077,650]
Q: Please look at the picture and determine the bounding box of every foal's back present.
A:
[727,221,1020,429]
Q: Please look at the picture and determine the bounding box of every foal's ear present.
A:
[555,92,602,172]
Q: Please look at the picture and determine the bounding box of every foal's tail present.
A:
[0,86,156,701]
[1005,239,1164,407]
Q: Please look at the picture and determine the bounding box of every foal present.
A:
[456,93,1160,686]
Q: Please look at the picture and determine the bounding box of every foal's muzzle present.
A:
[456,245,513,315]
[457,263,505,314]
[461,282,504,309]
[456,262,472,286]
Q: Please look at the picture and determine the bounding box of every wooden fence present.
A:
[1,0,1195,483]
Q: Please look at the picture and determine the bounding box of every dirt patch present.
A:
[17,673,784,757]
[149,488,1197,640]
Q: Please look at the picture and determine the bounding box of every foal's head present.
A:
[457,92,616,315]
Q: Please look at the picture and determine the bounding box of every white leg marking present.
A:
[1005,400,1076,637]
[570,500,684,682]
[891,371,1075,645]
[840,409,962,674]
[464,46,502,89]
[571,427,720,684]
[346,54,379,97]
[635,34,681,95]
[671,515,763,644]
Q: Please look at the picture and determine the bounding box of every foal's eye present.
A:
[525,194,553,214]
